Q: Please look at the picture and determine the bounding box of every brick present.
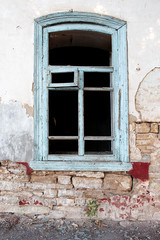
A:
[84,190,104,198]
[56,198,75,206]
[30,175,57,183]
[136,133,158,140]
[75,198,86,206]
[44,189,57,198]
[33,191,44,197]
[0,181,25,191]
[58,176,71,185]
[75,172,104,178]
[0,196,19,204]
[25,182,55,190]
[44,199,57,208]
[72,177,102,189]
[136,139,154,146]
[0,160,12,166]
[103,174,132,192]
[151,123,159,133]
[0,167,10,174]
[58,189,83,198]
[136,123,150,133]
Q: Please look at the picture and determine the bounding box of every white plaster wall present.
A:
[0,0,160,161]
[0,0,160,115]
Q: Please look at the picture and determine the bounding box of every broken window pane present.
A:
[84,91,111,136]
[51,72,74,84]
[49,90,78,136]
[84,72,110,88]
[85,140,112,154]
[49,140,78,154]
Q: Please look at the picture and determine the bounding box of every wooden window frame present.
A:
[31,12,132,171]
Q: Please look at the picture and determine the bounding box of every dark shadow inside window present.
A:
[49,30,112,154]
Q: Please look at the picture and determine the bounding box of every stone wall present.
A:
[0,122,160,220]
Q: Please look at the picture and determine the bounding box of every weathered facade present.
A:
[0,0,160,220]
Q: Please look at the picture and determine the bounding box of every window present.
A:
[31,12,132,171]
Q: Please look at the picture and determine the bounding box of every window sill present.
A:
[30,161,132,171]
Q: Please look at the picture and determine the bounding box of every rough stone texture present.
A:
[30,175,57,183]
[151,123,159,133]
[56,198,75,206]
[58,189,84,198]
[103,174,132,193]
[136,68,160,122]
[75,172,104,178]
[129,123,142,161]
[1,130,160,222]
[72,177,102,189]
[136,123,150,133]
[58,175,71,185]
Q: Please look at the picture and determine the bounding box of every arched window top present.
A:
[35,11,126,30]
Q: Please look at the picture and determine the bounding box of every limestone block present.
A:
[58,189,84,198]
[72,177,102,189]
[0,181,25,191]
[58,175,71,184]
[136,133,158,140]
[56,198,75,206]
[75,198,86,206]
[129,123,142,161]
[136,123,150,133]
[84,190,104,198]
[151,123,159,133]
[75,172,104,178]
[30,175,57,183]
[103,174,132,192]
[44,189,57,198]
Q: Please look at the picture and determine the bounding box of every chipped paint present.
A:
[135,67,160,122]
[129,162,150,181]
[0,101,33,162]
[23,103,34,117]
[129,114,137,124]
[16,162,33,175]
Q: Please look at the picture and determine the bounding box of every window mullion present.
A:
[78,70,84,156]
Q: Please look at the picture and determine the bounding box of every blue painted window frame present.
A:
[31,12,132,171]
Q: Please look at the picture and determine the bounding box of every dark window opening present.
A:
[52,72,74,84]
[49,140,78,154]
[49,30,111,66]
[85,140,111,154]
[84,91,111,137]
[49,91,78,137]
[48,30,112,154]
[84,72,110,87]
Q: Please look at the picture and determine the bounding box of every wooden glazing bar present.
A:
[84,87,114,91]
[78,71,84,155]
[47,87,79,91]
[48,65,113,73]
[48,136,78,140]
[84,136,114,140]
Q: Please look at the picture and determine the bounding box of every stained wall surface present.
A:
[0,0,160,220]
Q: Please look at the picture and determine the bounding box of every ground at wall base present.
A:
[0,213,160,240]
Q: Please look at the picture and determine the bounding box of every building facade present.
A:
[0,0,160,220]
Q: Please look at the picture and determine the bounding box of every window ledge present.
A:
[30,161,132,171]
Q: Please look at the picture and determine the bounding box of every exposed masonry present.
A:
[0,122,160,220]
